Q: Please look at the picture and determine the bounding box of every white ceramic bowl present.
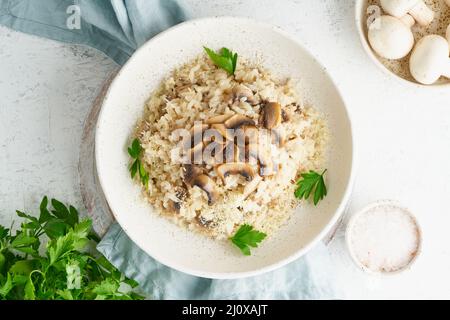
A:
[95,17,355,279]
[355,0,450,88]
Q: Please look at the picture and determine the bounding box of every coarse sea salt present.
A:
[347,202,421,273]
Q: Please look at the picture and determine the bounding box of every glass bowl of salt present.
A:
[346,200,422,274]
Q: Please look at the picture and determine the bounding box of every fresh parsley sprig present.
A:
[230,224,267,256]
[128,138,149,189]
[294,169,328,205]
[0,197,143,300]
[204,46,238,75]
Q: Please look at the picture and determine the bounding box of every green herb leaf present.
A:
[0,226,8,239]
[130,160,138,178]
[0,273,13,297]
[9,260,34,276]
[128,139,149,188]
[230,224,267,256]
[44,219,69,239]
[128,138,142,159]
[24,276,35,300]
[51,199,70,220]
[204,46,238,75]
[294,169,328,205]
[92,278,119,296]
[39,196,52,223]
[11,233,37,248]
[57,289,74,300]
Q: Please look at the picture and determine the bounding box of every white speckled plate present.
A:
[95,17,355,279]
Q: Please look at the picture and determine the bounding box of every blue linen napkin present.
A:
[0,0,339,299]
[0,0,186,65]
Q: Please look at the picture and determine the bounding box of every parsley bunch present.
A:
[0,197,143,300]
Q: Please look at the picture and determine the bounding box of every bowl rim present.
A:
[345,199,422,276]
[95,16,357,279]
[354,0,450,89]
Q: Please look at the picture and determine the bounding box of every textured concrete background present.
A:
[1,0,450,299]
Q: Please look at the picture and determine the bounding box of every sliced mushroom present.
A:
[182,164,203,185]
[247,143,276,177]
[224,114,256,129]
[243,175,262,199]
[191,174,218,205]
[216,163,256,182]
[168,200,181,213]
[271,127,286,147]
[202,141,224,165]
[189,142,204,164]
[206,113,234,124]
[260,102,282,129]
[235,125,259,145]
[232,84,258,105]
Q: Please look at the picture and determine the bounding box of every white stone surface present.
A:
[1,0,449,299]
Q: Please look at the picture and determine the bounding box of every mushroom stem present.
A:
[408,1,434,26]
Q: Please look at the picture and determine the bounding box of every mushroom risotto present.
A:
[131,52,328,240]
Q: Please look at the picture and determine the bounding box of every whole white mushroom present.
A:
[368,15,415,60]
[380,0,434,26]
[409,35,450,85]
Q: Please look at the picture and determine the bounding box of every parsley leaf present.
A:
[204,46,238,75]
[230,224,267,256]
[128,138,149,189]
[294,169,328,205]
[128,138,141,159]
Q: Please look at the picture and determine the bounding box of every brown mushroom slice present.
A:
[216,162,255,182]
[235,125,259,146]
[182,164,203,185]
[191,174,218,205]
[247,143,275,176]
[243,175,262,199]
[271,127,286,147]
[189,142,205,164]
[205,114,234,124]
[224,114,256,130]
[168,200,181,213]
[260,102,282,129]
[232,84,258,105]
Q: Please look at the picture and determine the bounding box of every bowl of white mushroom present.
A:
[355,0,450,86]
